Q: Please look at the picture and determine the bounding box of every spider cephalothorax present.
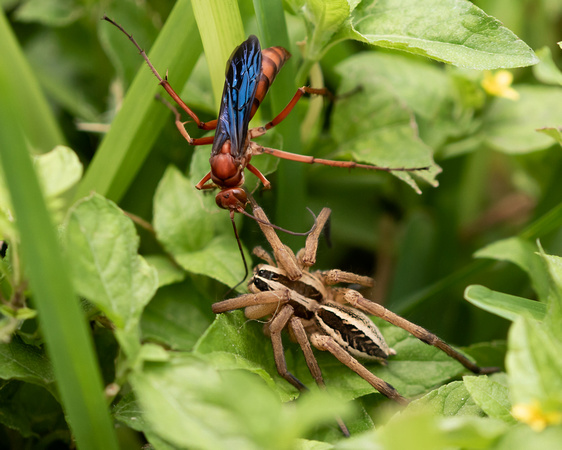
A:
[212,204,498,435]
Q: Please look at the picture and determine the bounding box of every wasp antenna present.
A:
[103,15,165,84]
[238,208,316,236]
[224,211,249,298]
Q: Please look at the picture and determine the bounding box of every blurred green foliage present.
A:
[1,0,562,448]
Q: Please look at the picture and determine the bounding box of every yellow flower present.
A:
[481,70,520,100]
[512,400,562,432]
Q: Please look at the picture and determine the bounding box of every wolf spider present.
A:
[212,204,498,434]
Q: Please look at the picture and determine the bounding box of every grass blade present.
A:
[0,10,65,151]
[191,0,245,107]
[0,76,118,450]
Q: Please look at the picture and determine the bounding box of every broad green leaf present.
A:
[194,311,294,399]
[153,165,250,287]
[474,237,550,301]
[0,382,65,439]
[533,47,562,86]
[332,54,440,193]
[298,0,351,62]
[143,255,186,288]
[537,127,562,146]
[129,352,348,450]
[14,0,84,26]
[153,165,214,253]
[406,381,483,417]
[333,52,478,152]
[494,425,562,450]
[482,85,562,153]
[465,285,547,322]
[141,279,212,352]
[463,375,516,423]
[34,146,83,223]
[65,193,158,357]
[375,411,508,450]
[0,336,56,395]
[112,392,148,432]
[506,318,562,406]
[339,0,538,70]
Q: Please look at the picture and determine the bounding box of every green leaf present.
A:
[141,279,212,352]
[406,380,483,416]
[533,47,562,86]
[494,425,562,450]
[143,255,186,288]
[465,285,546,322]
[299,0,351,62]
[0,382,65,439]
[537,127,562,146]
[474,237,551,301]
[463,375,516,423]
[332,54,440,193]
[506,318,562,406]
[153,165,250,287]
[339,0,538,70]
[34,146,83,224]
[14,0,84,26]
[65,193,158,357]
[129,352,349,450]
[194,311,293,399]
[482,85,562,153]
[0,336,55,395]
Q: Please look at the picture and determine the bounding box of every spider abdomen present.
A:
[315,302,395,362]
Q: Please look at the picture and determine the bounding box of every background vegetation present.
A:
[1,0,562,448]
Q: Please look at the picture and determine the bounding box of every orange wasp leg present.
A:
[249,143,427,173]
[246,164,272,189]
[264,87,332,131]
[157,95,216,146]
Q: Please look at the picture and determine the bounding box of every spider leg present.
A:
[288,317,351,437]
[318,270,374,288]
[211,290,289,314]
[309,333,408,405]
[269,305,308,391]
[296,208,331,269]
[251,200,302,280]
[252,246,276,266]
[336,288,500,375]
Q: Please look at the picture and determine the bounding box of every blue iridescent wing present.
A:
[211,36,262,159]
